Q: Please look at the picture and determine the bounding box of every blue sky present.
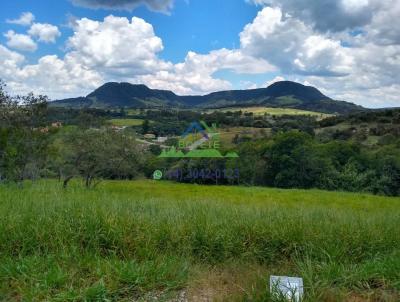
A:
[1,0,399,108]
[1,0,258,63]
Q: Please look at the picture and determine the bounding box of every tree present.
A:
[142,119,150,134]
[265,131,327,189]
[120,107,126,117]
[59,128,142,188]
[0,80,51,183]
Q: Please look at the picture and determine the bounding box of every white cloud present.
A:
[246,0,378,33]
[2,5,400,108]
[4,30,37,52]
[16,55,103,98]
[365,0,400,45]
[240,7,353,76]
[67,16,170,76]
[265,76,285,87]
[0,46,102,99]
[137,70,232,96]
[28,23,61,43]
[0,45,25,79]
[6,12,35,26]
[302,75,400,108]
[133,49,275,95]
[341,0,370,13]
[240,4,400,108]
[17,15,272,97]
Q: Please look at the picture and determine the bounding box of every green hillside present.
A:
[51,81,364,115]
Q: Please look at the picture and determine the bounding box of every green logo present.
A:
[153,170,163,180]
[158,121,239,158]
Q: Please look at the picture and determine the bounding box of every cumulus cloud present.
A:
[265,76,285,87]
[2,5,400,108]
[70,0,174,12]
[240,7,353,76]
[247,0,379,33]
[136,49,275,95]
[6,12,35,26]
[1,16,249,98]
[364,0,400,46]
[66,16,170,76]
[28,23,61,43]
[4,30,37,52]
[0,45,25,78]
[16,55,103,98]
[0,14,275,98]
[62,15,273,95]
[174,49,275,77]
[0,44,102,99]
[285,40,400,108]
[240,3,400,107]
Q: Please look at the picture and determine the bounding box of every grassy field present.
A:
[108,118,145,127]
[0,180,399,301]
[218,127,271,148]
[210,107,333,119]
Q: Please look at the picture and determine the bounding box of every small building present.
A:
[40,127,49,133]
[144,133,156,140]
[111,125,126,132]
[51,122,62,128]
[156,136,168,143]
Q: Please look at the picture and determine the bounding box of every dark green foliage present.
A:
[57,128,142,188]
[0,81,51,182]
[320,108,400,128]
[45,107,110,126]
[264,132,324,188]
[148,144,162,156]
[155,129,399,196]
[141,119,150,134]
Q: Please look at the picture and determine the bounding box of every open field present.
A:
[209,107,333,119]
[109,118,145,127]
[218,127,271,148]
[0,180,399,301]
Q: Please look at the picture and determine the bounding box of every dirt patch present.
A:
[186,263,276,301]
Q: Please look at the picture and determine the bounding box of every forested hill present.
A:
[52,81,365,114]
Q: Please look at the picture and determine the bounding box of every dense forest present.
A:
[1,81,399,196]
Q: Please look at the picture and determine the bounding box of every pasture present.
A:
[0,180,399,301]
[109,118,145,127]
[210,107,333,119]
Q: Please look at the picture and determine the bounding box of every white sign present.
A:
[270,276,304,302]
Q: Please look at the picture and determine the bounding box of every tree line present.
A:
[0,82,143,188]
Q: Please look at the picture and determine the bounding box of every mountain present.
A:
[53,83,181,109]
[51,81,364,114]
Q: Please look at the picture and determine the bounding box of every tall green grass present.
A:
[0,180,399,301]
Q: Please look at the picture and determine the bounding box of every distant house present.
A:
[144,133,156,140]
[156,136,168,143]
[51,122,62,128]
[111,125,126,132]
[40,127,49,133]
